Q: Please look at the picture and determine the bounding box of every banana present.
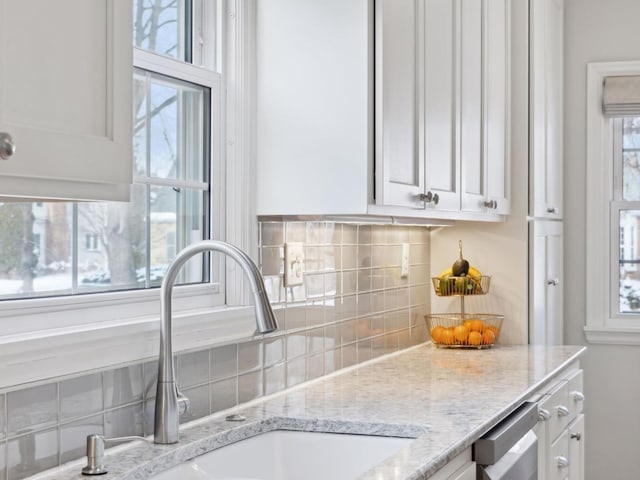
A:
[438,267,453,279]
[468,266,482,280]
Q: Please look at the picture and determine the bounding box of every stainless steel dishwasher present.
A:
[473,402,539,480]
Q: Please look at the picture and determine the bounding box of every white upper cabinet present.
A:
[530,0,563,219]
[256,0,511,221]
[0,0,133,201]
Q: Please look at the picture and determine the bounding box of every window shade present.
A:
[603,75,640,117]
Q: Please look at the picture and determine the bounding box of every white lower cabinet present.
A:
[568,414,585,480]
[534,365,585,480]
[430,448,475,480]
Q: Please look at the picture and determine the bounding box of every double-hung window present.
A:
[0,1,235,385]
[586,61,640,344]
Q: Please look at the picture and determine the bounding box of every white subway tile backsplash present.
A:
[260,222,284,246]
[0,441,6,480]
[60,373,103,422]
[210,377,237,414]
[238,371,262,404]
[105,403,143,438]
[7,384,57,437]
[264,364,286,395]
[306,353,324,381]
[211,344,238,381]
[0,394,5,441]
[178,350,210,389]
[104,365,143,410]
[263,336,284,367]
[238,340,263,374]
[7,428,57,480]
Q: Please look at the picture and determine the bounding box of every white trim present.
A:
[584,326,640,346]
[0,304,273,390]
[585,61,640,342]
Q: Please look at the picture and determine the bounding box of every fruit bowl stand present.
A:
[426,275,503,349]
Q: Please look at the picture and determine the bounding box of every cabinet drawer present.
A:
[549,430,570,480]
[539,380,571,440]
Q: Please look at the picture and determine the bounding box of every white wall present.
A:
[564,0,640,477]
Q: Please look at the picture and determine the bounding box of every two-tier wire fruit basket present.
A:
[425,242,503,349]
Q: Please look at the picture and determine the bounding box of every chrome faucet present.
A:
[154,240,278,444]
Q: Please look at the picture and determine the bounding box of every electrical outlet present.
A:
[284,242,304,286]
[401,243,410,278]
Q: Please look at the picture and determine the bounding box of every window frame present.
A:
[585,60,640,345]
[0,0,263,388]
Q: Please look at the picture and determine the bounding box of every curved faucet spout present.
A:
[154,240,278,444]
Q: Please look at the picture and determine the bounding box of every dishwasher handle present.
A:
[474,402,539,465]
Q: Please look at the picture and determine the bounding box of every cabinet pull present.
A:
[538,408,551,421]
[547,206,559,214]
[571,391,585,402]
[0,132,16,160]
[556,405,570,417]
[483,200,498,209]
[547,278,560,286]
[570,432,582,441]
[418,191,439,205]
[556,456,570,468]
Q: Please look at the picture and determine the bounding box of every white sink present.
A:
[150,430,411,480]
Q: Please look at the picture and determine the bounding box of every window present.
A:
[0,1,215,300]
[586,61,640,344]
[0,1,258,387]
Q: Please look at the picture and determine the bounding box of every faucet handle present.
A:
[177,389,191,416]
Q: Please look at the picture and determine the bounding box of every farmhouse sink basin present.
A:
[149,430,412,480]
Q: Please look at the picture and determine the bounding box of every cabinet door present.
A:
[375,0,424,209]
[484,0,510,214]
[460,0,510,215]
[530,0,563,218]
[423,0,459,211]
[257,0,371,216]
[0,0,132,201]
[530,221,564,345]
[568,414,585,480]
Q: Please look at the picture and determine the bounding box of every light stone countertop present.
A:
[34,343,586,480]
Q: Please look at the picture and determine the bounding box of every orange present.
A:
[468,331,482,346]
[439,328,455,345]
[482,329,496,345]
[463,319,473,330]
[486,325,499,339]
[453,324,469,344]
[431,326,445,343]
[469,319,485,333]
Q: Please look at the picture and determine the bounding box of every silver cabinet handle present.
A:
[538,408,551,421]
[484,200,498,209]
[418,191,439,205]
[547,206,559,214]
[571,391,585,402]
[0,132,15,160]
[547,278,560,286]
[556,405,570,417]
[556,456,570,469]
[570,432,582,441]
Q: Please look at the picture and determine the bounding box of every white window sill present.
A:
[584,326,640,346]
[0,304,268,389]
